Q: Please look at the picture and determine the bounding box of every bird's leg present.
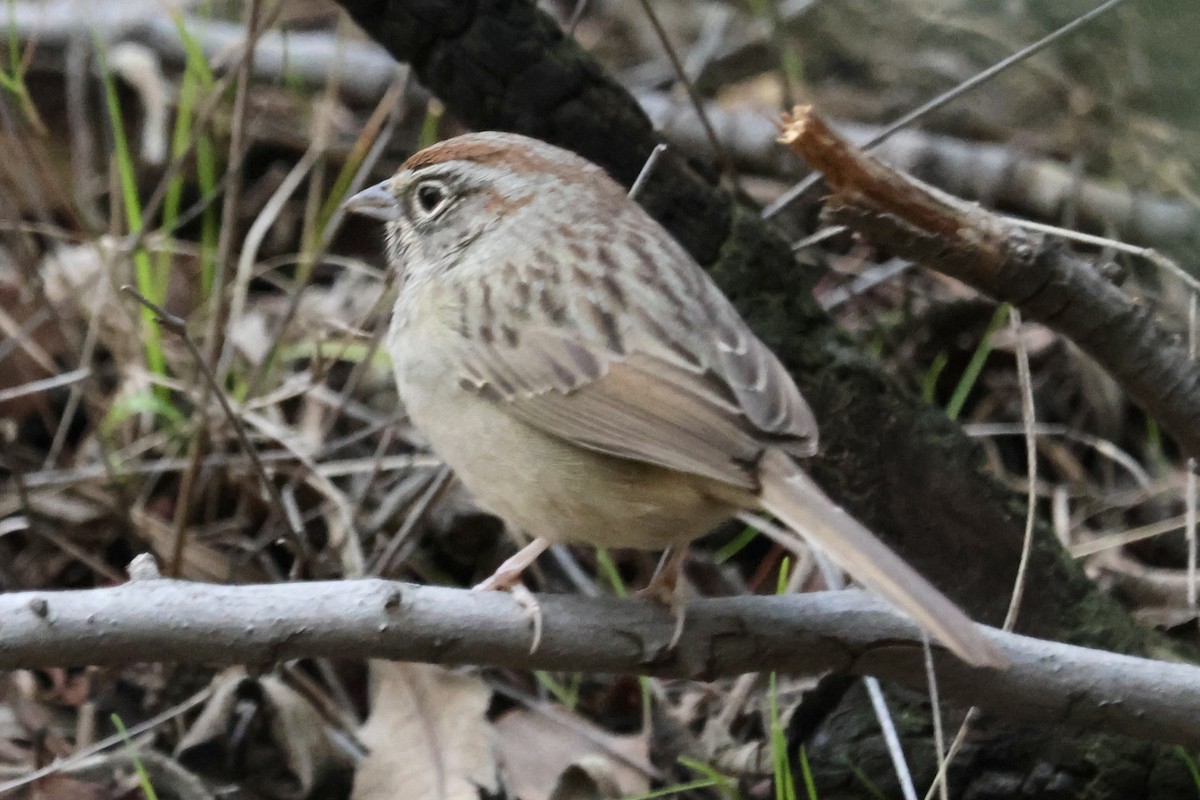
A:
[637,546,690,648]
[473,536,551,653]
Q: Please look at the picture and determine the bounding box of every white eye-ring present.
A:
[413,180,450,219]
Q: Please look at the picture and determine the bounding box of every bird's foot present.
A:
[636,547,689,649]
[473,536,551,653]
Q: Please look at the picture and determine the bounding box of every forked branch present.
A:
[779,106,1200,457]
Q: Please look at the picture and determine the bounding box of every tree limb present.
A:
[637,91,1199,246]
[779,106,1200,457]
[2,578,1199,748]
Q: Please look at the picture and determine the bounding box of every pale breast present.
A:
[388,293,737,550]
[413,387,737,549]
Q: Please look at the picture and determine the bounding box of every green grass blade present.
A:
[945,303,1010,421]
[175,16,220,294]
[159,66,198,287]
[2,0,45,131]
[102,388,185,437]
[95,38,167,382]
[533,670,581,709]
[173,15,216,88]
[622,778,723,799]
[714,525,759,564]
[110,714,159,800]
[418,98,444,149]
[921,352,948,404]
[1176,747,1200,795]
[195,129,219,294]
[171,16,220,296]
[595,547,628,597]
[769,673,798,800]
[798,747,819,800]
[678,756,740,799]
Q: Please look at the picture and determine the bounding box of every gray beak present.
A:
[342,182,398,221]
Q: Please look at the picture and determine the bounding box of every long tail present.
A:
[757,449,1005,668]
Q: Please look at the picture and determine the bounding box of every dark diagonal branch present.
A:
[779,107,1200,457]
[2,579,1200,748]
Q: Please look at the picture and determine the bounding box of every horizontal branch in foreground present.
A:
[1,579,1198,747]
[779,106,1200,457]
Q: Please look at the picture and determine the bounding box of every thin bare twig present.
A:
[964,423,1151,490]
[931,308,1041,794]
[1072,514,1189,559]
[633,0,735,183]
[369,465,452,576]
[763,0,1133,219]
[0,368,90,403]
[628,143,669,201]
[202,0,263,368]
[245,71,410,402]
[922,633,949,800]
[922,707,980,800]
[0,688,213,795]
[1002,216,1200,295]
[120,286,312,565]
[866,679,918,800]
[43,300,103,469]
[1188,293,1198,609]
[214,144,322,382]
[1002,307,1038,632]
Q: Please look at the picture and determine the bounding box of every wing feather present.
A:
[452,203,817,488]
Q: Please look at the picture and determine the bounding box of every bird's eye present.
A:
[414,181,448,217]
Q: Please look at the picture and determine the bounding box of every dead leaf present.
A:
[226,268,384,368]
[27,773,107,800]
[547,757,625,800]
[176,667,348,799]
[494,705,650,800]
[351,661,497,800]
[128,503,267,584]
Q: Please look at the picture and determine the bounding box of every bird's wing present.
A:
[452,212,817,490]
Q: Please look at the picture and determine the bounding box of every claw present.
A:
[472,536,551,652]
[637,547,689,649]
[510,583,543,653]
